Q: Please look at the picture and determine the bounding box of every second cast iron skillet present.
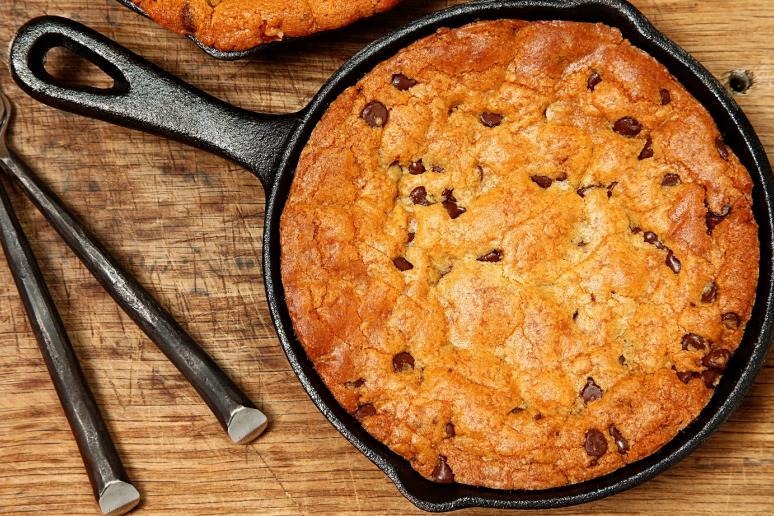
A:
[9,0,774,510]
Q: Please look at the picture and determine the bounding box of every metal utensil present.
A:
[9,2,774,509]
[0,91,267,445]
[0,90,140,516]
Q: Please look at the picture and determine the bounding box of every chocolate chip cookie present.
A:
[130,0,402,52]
[280,19,759,489]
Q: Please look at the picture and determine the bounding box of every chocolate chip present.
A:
[638,136,654,160]
[701,281,718,303]
[581,377,603,403]
[408,160,426,175]
[701,369,720,389]
[584,429,608,458]
[353,403,376,420]
[722,312,741,329]
[573,310,579,321]
[345,378,365,388]
[587,70,602,91]
[556,172,569,181]
[715,136,730,161]
[613,117,642,137]
[665,250,681,274]
[662,173,681,186]
[706,205,731,234]
[432,165,445,173]
[431,455,455,483]
[533,413,544,421]
[477,249,503,263]
[660,88,672,105]
[702,348,732,371]
[361,100,389,127]
[181,4,196,33]
[445,422,456,438]
[392,73,418,91]
[607,181,618,198]
[392,351,415,372]
[531,175,553,188]
[409,186,431,206]
[643,231,664,249]
[676,370,699,384]
[576,184,601,197]
[577,241,588,247]
[407,231,415,244]
[480,112,503,127]
[618,354,626,365]
[608,425,629,454]
[441,189,466,219]
[682,333,707,351]
[510,407,525,414]
[393,257,414,271]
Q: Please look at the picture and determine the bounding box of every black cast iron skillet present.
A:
[9,0,774,510]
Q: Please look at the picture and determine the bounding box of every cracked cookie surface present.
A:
[280,20,759,489]
[131,0,402,52]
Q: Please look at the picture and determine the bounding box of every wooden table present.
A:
[0,1,771,514]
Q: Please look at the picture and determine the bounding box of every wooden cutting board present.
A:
[0,1,771,514]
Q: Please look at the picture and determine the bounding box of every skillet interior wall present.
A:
[0,0,772,514]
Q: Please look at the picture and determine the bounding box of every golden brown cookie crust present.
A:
[131,0,402,51]
[280,20,759,489]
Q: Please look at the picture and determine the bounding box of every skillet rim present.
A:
[262,0,774,510]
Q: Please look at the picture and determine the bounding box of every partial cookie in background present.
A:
[129,0,403,52]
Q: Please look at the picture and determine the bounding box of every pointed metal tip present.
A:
[228,406,268,444]
[98,480,140,515]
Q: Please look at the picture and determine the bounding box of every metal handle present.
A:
[9,16,299,187]
[0,151,267,444]
[0,178,140,515]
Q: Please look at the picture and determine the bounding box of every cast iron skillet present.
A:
[9,0,774,510]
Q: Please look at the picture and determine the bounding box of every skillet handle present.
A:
[9,16,299,187]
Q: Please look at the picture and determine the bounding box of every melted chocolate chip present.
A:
[577,184,602,198]
[702,348,732,371]
[432,165,445,173]
[573,310,579,321]
[181,4,196,33]
[577,241,588,247]
[618,355,626,365]
[665,250,681,274]
[638,136,654,160]
[441,189,466,219]
[607,181,618,198]
[533,413,544,421]
[608,425,629,454]
[480,112,503,127]
[477,249,503,263]
[345,378,365,388]
[445,422,456,438]
[361,101,389,127]
[706,205,731,235]
[581,377,603,403]
[722,312,742,329]
[392,351,415,372]
[407,231,415,244]
[676,370,699,384]
[715,136,730,161]
[701,281,718,303]
[587,70,603,91]
[392,73,418,91]
[613,117,642,137]
[409,186,431,206]
[682,333,707,351]
[643,231,660,246]
[408,160,426,175]
[431,455,455,483]
[531,175,553,188]
[353,403,376,420]
[584,429,608,458]
[701,369,720,389]
[662,173,682,186]
[393,257,414,271]
[556,171,569,181]
[660,88,672,105]
[631,226,642,234]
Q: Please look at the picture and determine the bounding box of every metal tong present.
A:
[0,88,267,513]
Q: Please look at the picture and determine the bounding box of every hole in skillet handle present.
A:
[31,33,128,95]
[262,0,774,512]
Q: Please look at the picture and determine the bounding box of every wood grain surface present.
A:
[0,1,772,514]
